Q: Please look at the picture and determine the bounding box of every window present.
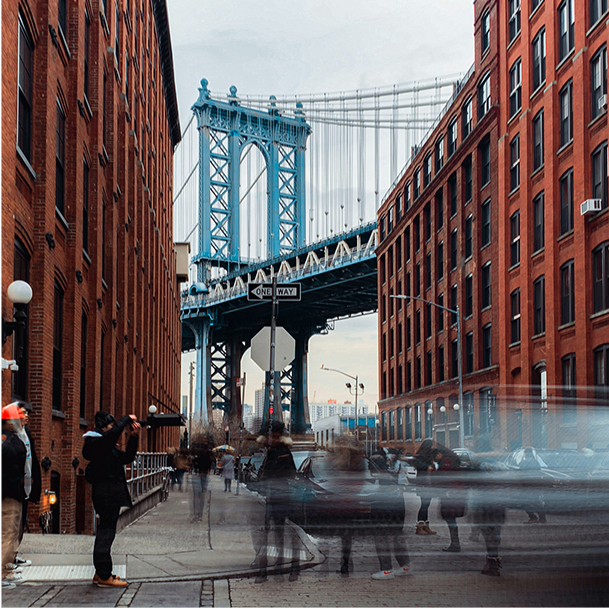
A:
[406,316,412,350]
[415,263,421,297]
[55,100,66,216]
[84,10,91,101]
[83,159,90,254]
[425,399,433,434]
[381,296,386,324]
[465,215,473,259]
[435,137,444,172]
[397,282,402,311]
[558,0,575,62]
[560,169,574,234]
[482,262,491,308]
[416,357,421,389]
[398,323,403,354]
[438,345,445,382]
[450,285,458,325]
[464,392,474,436]
[396,236,402,270]
[53,280,64,411]
[424,203,432,241]
[425,253,432,290]
[102,71,108,150]
[389,245,394,277]
[450,229,458,270]
[562,353,577,423]
[414,169,421,200]
[12,239,30,401]
[425,303,432,340]
[381,412,387,442]
[478,73,491,119]
[438,294,445,332]
[534,275,546,335]
[405,226,411,261]
[406,272,411,301]
[510,134,520,191]
[382,333,387,361]
[58,0,67,40]
[561,259,575,325]
[18,14,34,161]
[465,274,473,317]
[115,2,120,62]
[397,407,403,438]
[80,312,87,419]
[449,173,458,216]
[396,194,402,222]
[482,324,492,368]
[437,242,444,280]
[102,199,107,281]
[593,241,609,313]
[592,142,608,209]
[594,344,609,405]
[590,0,608,26]
[533,110,544,171]
[509,59,522,118]
[380,216,386,242]
[509,0,521,42]
[559,81,573,147]
[533,191,545,252]
[462,97,473,138]
[532,0,543,12]
[414,216,420,251]
[416,309,421,344]
[448,118,457,156]
[482,10,490,54]
[464,156,472,203]
[481,198,491,246]
[424,154,432,187]
[406,406,412,440]
[511,289,521,343]
[466,332,474,374]
[451,339,459,378]
[436,189,443,229]
[480,138,491,187]
[510,211,520,267]
[532,29,546,91]
[405,182,411,210]
[415,404,422,440]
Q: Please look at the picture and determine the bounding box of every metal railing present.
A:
[125,452,170,503]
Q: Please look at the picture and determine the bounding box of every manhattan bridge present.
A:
[173,72,471,435]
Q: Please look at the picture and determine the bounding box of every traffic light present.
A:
[269,407,274,415]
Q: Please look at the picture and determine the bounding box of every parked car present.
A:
[242,451,266,483]
[288,452,405,536]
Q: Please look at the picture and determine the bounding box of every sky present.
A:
[168,0,476,409]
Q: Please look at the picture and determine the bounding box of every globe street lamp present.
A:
[391,294,464,448]
[2,280,33,372]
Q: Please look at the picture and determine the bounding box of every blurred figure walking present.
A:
[519,448,547,524]
[413,440,437,536]
[191,441,213,523]
[220,450,235,493]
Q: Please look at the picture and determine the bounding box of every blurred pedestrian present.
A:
[173,449,190,492]
[255,420,297,583]
[83,411,140,588]
[2,404,27,589]
[413,439,437,535]
[220,450,235,492]
[191,441,213,523]
[167,447,177,491]
[519,448,547,524]
[432,446,466,552]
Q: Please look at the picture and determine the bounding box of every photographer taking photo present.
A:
[82,411,140,588]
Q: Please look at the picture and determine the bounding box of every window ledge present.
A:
[481,306,491,313]
[84,96,93,118]
[102,279,108,291]
[509,262,520,272]
[531,165,544,179]
[531,247,544,258]
[557,229,574,243]
[508,186,520,197]
[52,409,66,419]
[557,140,573,156]
[83,250,92,266]
[56,208,69,231]
[588,109,607,128]
[558,321,575,331]
[480,181,490,192]
[507,31,521,51]
[507,110,521,126]
[556,48,575,72]
[532,332,546,340]
[80,418,89,427]
[529,2,544,21]
[586,11,609,38]
[530,82,546,101]
[509,341,521,348]
[16,146,37,180]
[590,309,609,321]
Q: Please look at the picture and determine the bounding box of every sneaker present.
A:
[372,570,395,579]
[4,564,23,573]
[14,557,32,567]
[96,575,128,588]
[395,565,411,576]
[4,572,24,583]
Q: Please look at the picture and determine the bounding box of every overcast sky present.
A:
[168,0,475,409]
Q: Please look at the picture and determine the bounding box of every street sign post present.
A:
[247,282,301,301]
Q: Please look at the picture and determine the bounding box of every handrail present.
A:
[125,452,170,502]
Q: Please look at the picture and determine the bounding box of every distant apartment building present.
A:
[308,401,370,425]
[377,0,609,454]
[1,0,182,534]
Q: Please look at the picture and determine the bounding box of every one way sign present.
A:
[247,282,301,302]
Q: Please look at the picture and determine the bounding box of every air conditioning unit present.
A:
[599,94,607,111]
[580,198,603,215]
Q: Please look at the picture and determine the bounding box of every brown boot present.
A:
[481,557,501,576]
[97,575,128,588]
[423,521,437,535]
[415,521,428,535]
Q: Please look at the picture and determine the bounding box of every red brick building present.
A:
[2,0,182,534]
[377,0,609,455]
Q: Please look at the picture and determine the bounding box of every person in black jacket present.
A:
[82,411,140,588]
[2,404,26,587]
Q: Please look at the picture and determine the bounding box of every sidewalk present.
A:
[16,474,321,584]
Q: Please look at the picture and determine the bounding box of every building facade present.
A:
[377,0,609,455]
[2,0,182,534]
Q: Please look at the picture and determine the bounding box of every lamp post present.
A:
[321,365,364,445]
[391,294,464,448]
[2,280,33,372]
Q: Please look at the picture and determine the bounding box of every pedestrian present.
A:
[173,448,190,492]
[14,402,40,570]
[432,446,466,553]
[255,420,297,583]
[82,411,140,588]
[191,441,213,523]
[220,450,235,492]
[519,448,547,524]
[413,439,438,536]
[2,404,27,589]
[167,447,177,491]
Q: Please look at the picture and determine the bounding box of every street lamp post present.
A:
[391,294,464,448]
